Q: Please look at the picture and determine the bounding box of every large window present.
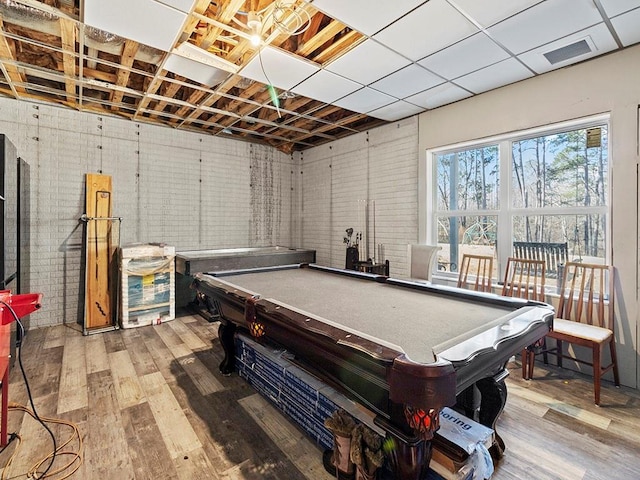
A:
[427,115,610,283]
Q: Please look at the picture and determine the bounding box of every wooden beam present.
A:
[153,78,187,113]
[312,30,362,64]
[172,74,243,123]
[178,0,215,45]
[135,74,166,117]
[82,66,118,84]
[59,17,77,103]
[0,17,27,95]
[168,89,208,122]
[300,12,324,44]
[111,40,139,110]
[296,19,346,57]
[199,0,246,50]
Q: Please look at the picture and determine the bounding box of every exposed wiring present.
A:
[271,0,311,36]
[234,3,273,16]
[258,51,281,118]
[232,0,311,43]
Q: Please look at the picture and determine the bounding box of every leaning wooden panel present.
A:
[84,173,119,333]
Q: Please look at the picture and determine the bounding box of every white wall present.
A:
[417,45,639,388]
[297,116,420,277]
[0,97,295,328]
[301,45,640,389]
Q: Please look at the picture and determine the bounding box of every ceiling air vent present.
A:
[543,39,593,65]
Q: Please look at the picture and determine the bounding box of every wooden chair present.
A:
[408,244,441,282]
[526,262,619,405]
[457,254,494,293]
[500,257,546,380]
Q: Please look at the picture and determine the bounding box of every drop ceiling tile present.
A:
[368,101,425,121]
[610,8,640,46]
[370,64,444,98]
[405,83,473,109]
[239,47,319,90]
[155,0,196,13]
[291,70,361,104]
[599,0,640,17]
[333,88,396,114]
[487,0,603,54]
[518,24,617,73]
[455,58,534,94]
[325,40,410,85]
[164,53,228,86]
[310,0,426,35]
[374,0,479,61]
[84,0,186,51]
[418,33,510,80]
[452,0,543,28]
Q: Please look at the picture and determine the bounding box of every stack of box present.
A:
[235,333,342,449]
[234,333,495,480]
[120,243,175,329]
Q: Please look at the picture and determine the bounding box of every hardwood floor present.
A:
[1,312,638,480]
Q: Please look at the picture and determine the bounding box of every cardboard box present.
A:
[431,407,495,480]
[119,244,175,328]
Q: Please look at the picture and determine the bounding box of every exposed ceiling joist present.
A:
[0,0,636,153]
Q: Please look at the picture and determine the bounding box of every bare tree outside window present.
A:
[512,126,608,259]
[432,120,609,280]
[436,146,499,275]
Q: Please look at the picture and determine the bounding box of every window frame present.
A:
[424,114,611,281]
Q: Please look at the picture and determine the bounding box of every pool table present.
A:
[192,263,553,480]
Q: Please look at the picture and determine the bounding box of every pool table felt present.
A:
[215,268,523,365]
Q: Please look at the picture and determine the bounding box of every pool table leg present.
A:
[456,374,508,460]
[381,403,441,479]
[218,321,236,376]
[385,436,432,480]
[475,376,507,459]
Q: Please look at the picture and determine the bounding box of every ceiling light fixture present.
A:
[247,11,262,47]
[172,42,240,74]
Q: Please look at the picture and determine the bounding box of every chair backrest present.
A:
[408,244,441,281]
[457,254,493,292]
[501,257,546,301]
[557,262,614,330]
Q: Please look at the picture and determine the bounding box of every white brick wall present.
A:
[300,117,420,277]
[0,97,295,328]
[0,95,418,328]
[298,148,332,265]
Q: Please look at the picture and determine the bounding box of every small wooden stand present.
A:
[82,173,121,335]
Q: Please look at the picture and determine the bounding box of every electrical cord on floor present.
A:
[0,300,74,479]
[0,432,22,478]
[6,403,82,480]
[0,432,19,456]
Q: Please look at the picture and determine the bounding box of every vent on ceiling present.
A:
[543,39,593,65]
